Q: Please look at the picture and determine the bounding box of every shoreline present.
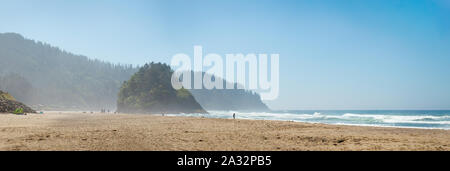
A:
[1,112,449,151]
[23,110,450,130]
[167,115,450,131]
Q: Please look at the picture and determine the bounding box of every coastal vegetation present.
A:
[189,72,270,112]
[0,33,270,112]
[0,33,137,110]
[117,63,207,114]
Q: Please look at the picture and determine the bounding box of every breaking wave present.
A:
[168,110,450,130]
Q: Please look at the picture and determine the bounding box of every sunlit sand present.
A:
[1,112,448,151]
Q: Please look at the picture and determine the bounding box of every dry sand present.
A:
[0,112,449,151]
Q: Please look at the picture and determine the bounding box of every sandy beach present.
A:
[0,112,449,151]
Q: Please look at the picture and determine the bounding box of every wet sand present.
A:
[0,112,449,151]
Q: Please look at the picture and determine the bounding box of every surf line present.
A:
[177,155,212,168]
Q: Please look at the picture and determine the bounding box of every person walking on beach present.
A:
[233,113,236,119]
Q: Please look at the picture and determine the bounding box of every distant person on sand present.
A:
[233,113,236,119]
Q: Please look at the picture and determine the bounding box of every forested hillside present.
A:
[0,33,270,112]
[188,72,270,112]
[0,33,137,110]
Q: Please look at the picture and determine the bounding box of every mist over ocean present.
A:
[170,110,450,130]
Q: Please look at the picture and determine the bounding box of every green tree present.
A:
[117,63,206,114]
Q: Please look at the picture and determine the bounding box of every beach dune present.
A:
[0,112,449,151]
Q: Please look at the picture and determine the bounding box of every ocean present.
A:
[170,110,450,130]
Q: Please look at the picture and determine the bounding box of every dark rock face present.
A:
[0,99,37,113]
[0,91,36,113]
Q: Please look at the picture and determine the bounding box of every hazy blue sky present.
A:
[1,0,450,110]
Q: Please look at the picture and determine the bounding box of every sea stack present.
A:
[117,63,207,114]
